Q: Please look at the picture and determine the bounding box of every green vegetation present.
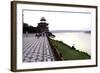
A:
[50,38,91,60]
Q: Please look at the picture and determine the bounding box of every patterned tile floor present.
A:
[23,34,55,62]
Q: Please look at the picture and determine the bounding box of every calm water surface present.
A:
[52,32,91,55]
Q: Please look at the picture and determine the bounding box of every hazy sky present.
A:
[23,10,91,31]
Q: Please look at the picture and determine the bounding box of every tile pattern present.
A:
[23,34,55,62]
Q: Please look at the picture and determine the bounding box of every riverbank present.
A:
[50,38,91,60]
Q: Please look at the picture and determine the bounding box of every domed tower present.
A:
[37,17,49,33]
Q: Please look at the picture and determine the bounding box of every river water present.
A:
[52,32,91,55]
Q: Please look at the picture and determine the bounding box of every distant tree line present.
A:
[23,23,37,33]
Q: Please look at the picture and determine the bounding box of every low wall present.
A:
[47,37,64,61]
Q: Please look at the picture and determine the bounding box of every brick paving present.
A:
[23,34,55,62]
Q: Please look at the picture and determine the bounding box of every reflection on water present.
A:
[52,32,91,55]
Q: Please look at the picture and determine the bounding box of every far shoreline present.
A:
[50,30,91,34]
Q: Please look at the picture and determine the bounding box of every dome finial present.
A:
[40,17,46,21]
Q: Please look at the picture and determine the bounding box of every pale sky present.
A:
[23,10,92,31]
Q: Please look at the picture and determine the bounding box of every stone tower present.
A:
[37,17,49,33]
